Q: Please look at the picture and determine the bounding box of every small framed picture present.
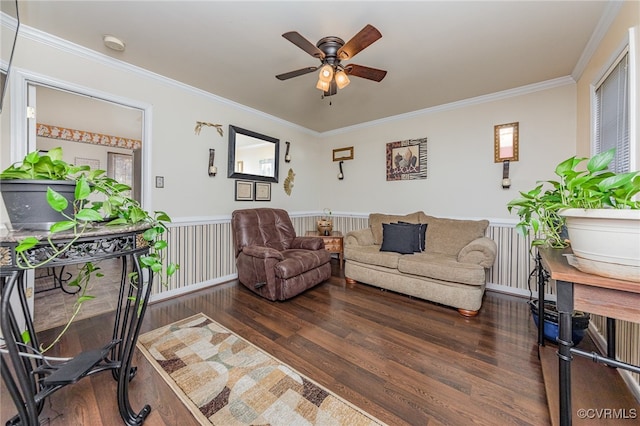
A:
[332,146,354,161]
[255,182,271,201]
[386,138,428,181]
[235,180,254,201]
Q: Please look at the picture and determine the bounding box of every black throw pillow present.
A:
[380,223,417,254]
[398,221,428,251]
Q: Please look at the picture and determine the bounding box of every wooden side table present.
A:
[305,230,344,268]
[538,248,640,426]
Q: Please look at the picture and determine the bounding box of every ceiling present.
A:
[13,1,613,134]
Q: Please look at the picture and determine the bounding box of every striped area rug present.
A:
[137,313,386,425]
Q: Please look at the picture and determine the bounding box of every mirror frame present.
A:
[494,122,519,162]
[228,125,280,183]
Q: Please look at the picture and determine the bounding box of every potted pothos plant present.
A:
[1,147,178,350]
[507,148,640,280]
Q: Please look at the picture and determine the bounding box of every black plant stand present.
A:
[535,251,549,346]
[0,224,154,426]
[34,266,77,294]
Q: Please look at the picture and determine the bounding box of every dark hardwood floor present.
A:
[2,261,551,425]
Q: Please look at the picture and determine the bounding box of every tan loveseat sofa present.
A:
[344,212,497,316]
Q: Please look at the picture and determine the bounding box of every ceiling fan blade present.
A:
[337,24,382,60]
[276,66,318,81]
[282,31,325,59]
[344,64,387,82]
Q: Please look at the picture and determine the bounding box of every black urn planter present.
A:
[1,180,76,231]
[529,299,590,345]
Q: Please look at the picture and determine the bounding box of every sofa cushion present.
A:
[369,212,422,245]
[380,223,418,254]
[421,215,489,256]
[398,252,486,286]
[344,244,401,269]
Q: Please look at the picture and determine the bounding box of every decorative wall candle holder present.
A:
[285,141,291,163]
[208,149,217,177]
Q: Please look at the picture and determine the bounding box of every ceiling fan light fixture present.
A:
[335,70,350,89]
[318,64,334,82]
[277,25,386,98]
[316,79,330,92]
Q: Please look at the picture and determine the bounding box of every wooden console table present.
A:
[305,230,344,268]
[1,224,154,425]
[538,248,640,426]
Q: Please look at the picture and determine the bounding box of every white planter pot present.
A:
[560,208,640,281]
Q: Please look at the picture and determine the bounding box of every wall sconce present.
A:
[284,141,291,163]
[494,122,518,189]
[502,160,511,189]
[337,161,344,180]
[208,149,217,177]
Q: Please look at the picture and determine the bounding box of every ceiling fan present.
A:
[276,24,387,97]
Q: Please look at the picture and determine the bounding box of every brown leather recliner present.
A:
[231,208,332,301]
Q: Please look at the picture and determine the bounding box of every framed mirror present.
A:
[228,125,279,183]
[494,122,519,162]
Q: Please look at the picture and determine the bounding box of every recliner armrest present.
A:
[345,228,375,247]
[457,237,497,268]
[291,236,325,250]
[242,245,285,260]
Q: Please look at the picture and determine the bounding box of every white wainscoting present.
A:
[157,213,638,394]
[159,214,549,299]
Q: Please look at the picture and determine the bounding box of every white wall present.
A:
[2,25,578,225]
[317,83,577,221]
[1,27,323,224]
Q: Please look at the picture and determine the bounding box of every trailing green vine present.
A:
[507,148,640,248]
[1,147,179,351]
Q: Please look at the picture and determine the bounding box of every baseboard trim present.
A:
[149,274,238,303]
[485,282,557,302]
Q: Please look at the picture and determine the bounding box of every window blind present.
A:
[594,52,629,173]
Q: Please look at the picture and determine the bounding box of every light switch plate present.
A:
[155,176,164,188]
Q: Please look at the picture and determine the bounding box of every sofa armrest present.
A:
[345,228,376,247]
[242,245,285,261]
[291,236,325,250]
[457,237,497,268]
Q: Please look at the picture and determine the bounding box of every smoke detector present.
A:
[103,35,125,52]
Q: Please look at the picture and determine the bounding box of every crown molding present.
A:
[320,76,576,138]
[18,24,319,137]
[571,0,625,81]
[18,22,578,140]
[0,9,18,29]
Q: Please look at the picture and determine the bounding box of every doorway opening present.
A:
[10,73,150,331]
